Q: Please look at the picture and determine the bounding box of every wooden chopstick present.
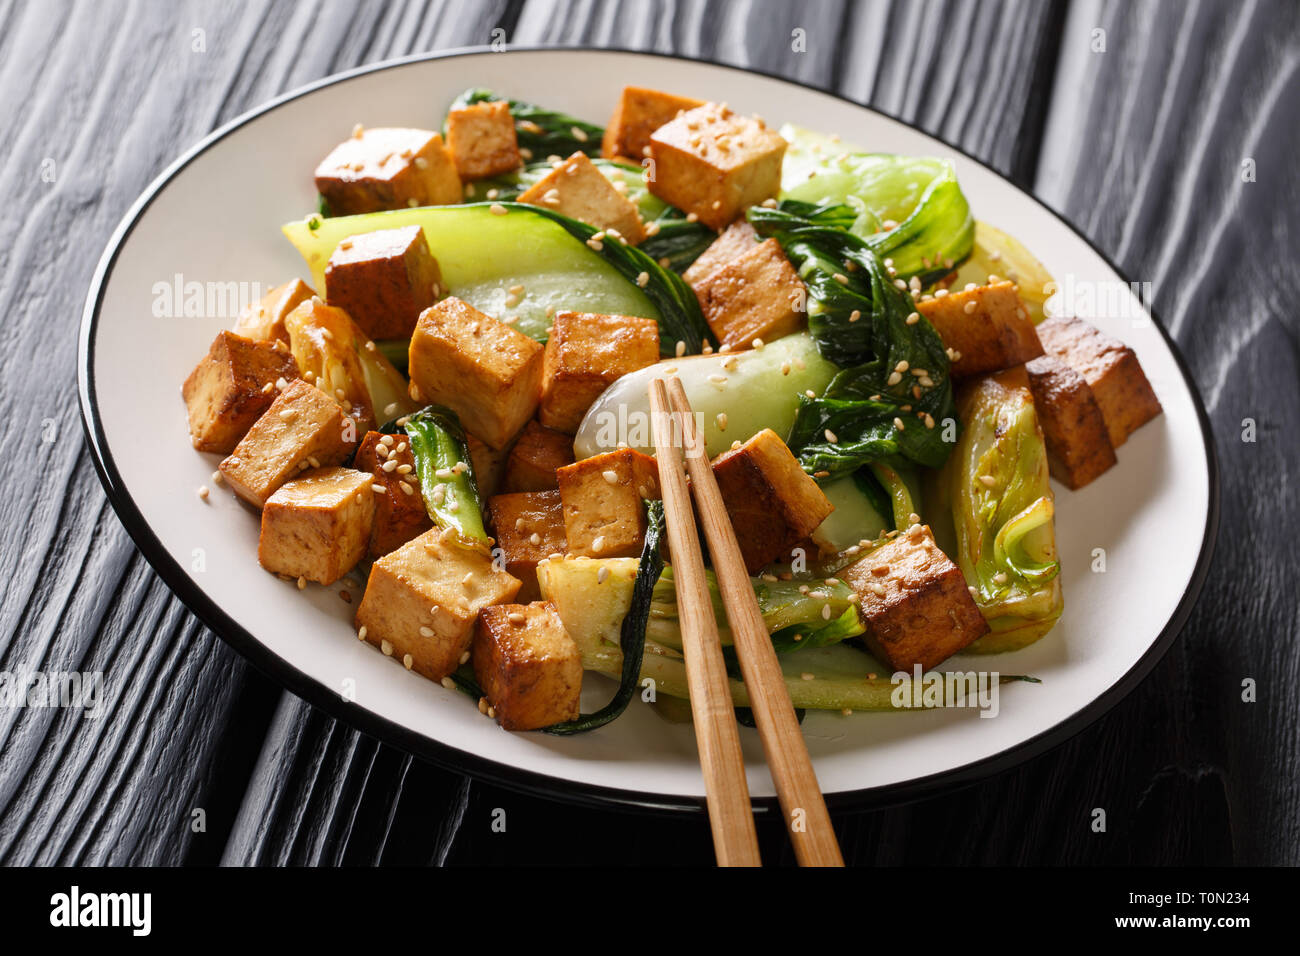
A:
[664,375,844,867]
[649,379,762,867]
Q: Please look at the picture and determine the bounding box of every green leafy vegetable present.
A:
[750,201,957,477]
[544,501,664,735]
[781,125,974,283]
[516,202,713,354]
[941,369,1063,652]
[387,406,488,544]
[448,88,604,159]
[649,566,864,653]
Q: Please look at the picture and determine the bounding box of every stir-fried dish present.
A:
[181,86,1162,732]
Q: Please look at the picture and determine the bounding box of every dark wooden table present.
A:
[2,0,1295,866]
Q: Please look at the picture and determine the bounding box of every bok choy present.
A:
[941,367,1063,651]
[750,201,958,477]
[384,405,489,544]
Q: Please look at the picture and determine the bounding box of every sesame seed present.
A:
[636,271,649,287]
[398,481,414,495]
[382,459,398,473]
[964,301,977,314]
[478,697,489,714]
[296,575,306,590]
[906,312,920,325]
[993,572,1008,585]
[440,677,456,690]
[887,371,902,386]
[934,288,949,298]
[597,566,610,584]
[507,611,526,625]
[893,417,905,431]
[459,651,470,665]
[490,203,507,216]
[979,474,996,487]
[403,654,414,670]
[358,626,368,640]
[591,535,606,554]
[781,362,791,375]
[529,532,542,546]
[419,626,434,637]
[824,429,838,444]
[821,604,832,620]
[708,373,727,384]
[801,672,815,681]
[833,273,848,285]
[197,485,209,500]
[685,212,698,223]
[716,412,728,431]
[371,483,385,493]
[805,389,817,398]
[752,337,764,350]
[895,360,909,373]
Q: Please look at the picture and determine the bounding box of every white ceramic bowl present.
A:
[79,48,1217,810]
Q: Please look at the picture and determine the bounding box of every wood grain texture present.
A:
[0,0,1293,867]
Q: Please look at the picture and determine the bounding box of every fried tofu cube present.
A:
[539,311,661,433]
[841,525,989,672]
[445,100,521,180]
[1036,315,1162,448]
[487,490,568,601]
[354,526,521,681]
[258,467,374,584]
[518,152,645,243]
[234,278,314,344]
[557,448,660,557]
[466,434,509,499]
[648,103,786,230]
[916,282,1043,378]
[219,379,356,508]
[1025,355,1118,489]
[354,431,433,558]
[682,218,759,286]
[710,428,833,573]
[473,602,582,730]
[694,238,806,351]
[314,127,461,215]
[182,331,300,454]
[407,297,545,450]
[505,421,575,492]
[323,225,443,340]
[601,86,705,161]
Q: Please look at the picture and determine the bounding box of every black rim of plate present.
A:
[77,46,1221,817]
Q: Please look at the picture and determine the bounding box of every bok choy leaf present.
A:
[942,367,1063,651]
[750,201,958,477]
[384,406,489,545]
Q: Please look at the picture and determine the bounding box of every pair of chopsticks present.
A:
[648,377,843,867]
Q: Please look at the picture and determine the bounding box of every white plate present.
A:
[79,48,1218,811]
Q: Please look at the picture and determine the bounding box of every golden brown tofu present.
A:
[1036,315,1162,448]
[1025,355,1118,489]
[354,431,433,559]
[234,278,314,344]
[694,238,806,349]
[682,218,759,287]
[354,527,521,682]
[601,86,704,161]
[710,428,833,573]
[445,100,521,180]
[473,602,582,730]
[182,331,300,454]
[539,311,661,433]
[219,379,356,508]
[557,448,660,558]
[648,103,786,230]
[505,421,575,492]
[466,434,509,499]
[314,127,461,215]
[487,490,568,602]
[258,467,374,585]
[518,152,645,244]
[916,282,1043,378]
[841,525,989,672]
[407,297,545,450]
[323,225,442,340]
